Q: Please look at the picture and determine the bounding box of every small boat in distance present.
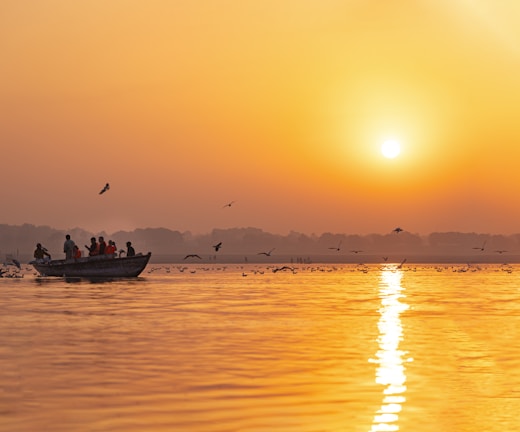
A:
[31,252,152,278]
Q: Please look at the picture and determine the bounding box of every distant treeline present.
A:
[2,223,520,263]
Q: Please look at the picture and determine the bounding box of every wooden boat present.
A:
[31,252,152,278]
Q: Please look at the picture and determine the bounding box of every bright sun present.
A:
[381,139,401,159]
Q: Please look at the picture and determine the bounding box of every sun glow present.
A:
[381,140,401,159]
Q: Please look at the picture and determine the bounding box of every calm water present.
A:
[2,263,520,431]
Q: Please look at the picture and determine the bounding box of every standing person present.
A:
[34,243,51,261]
[63,234,75,260]
[98,236,107,255]
[85,237,99,256]
[126,241,135,257]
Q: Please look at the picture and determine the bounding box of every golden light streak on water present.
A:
[369,268,411,432]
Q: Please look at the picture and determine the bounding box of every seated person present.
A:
[85,237,99,256]
[105,240,117,256]
[34,243,51,261]
[126,241,136,257]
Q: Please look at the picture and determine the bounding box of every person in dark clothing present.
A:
[98,236,107,255]
[126,241,136,257]
[85,237,99,256]
[34,243,51,260]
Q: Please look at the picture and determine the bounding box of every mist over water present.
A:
[2,264,520,431]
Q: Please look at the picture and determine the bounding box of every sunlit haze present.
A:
[381,139,401,159]
[2,1,520,235]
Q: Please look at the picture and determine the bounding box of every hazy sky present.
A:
[2,1,520,235]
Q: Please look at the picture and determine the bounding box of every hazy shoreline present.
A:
[2,223,520,264]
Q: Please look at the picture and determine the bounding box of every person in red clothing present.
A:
[73,245,82,259]
[105,240,117,255]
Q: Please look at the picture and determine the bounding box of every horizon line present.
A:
[4,222,520,237]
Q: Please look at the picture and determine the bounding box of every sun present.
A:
[381,139,401,159]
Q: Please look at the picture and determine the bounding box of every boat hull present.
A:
[32,253,151,278]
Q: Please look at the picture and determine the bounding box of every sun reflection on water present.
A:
[369,268,411,432]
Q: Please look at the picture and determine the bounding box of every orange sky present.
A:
[2,1,520,235]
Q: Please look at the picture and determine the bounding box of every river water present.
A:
[1,263,520,431]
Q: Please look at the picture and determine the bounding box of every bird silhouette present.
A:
[213,242,222,252]
[272,266,295,273]
[222,201,235,208]
[258,248,275,256]
[328,241,342,251]
[392,227,404,234]
[494,249,507,254]
[472,241,487,251]
[350,250,363,254]
[99,183,110,194]
[184,254,201,260]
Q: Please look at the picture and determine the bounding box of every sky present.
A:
[2,0,520,236]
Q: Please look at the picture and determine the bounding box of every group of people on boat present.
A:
[33,235,136,262]
[84,236,118,258]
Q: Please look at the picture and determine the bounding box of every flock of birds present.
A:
[0,258,30,278]
[96,182,413,261]
[98,182,511,258]
[178,219,511,262]
[179,219,409,260]
[142,261,516,277]
[2,259,515,279]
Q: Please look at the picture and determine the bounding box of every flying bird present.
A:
[222,201,235,208]
[213,242,222,252]
[184,254,202,260]
[472,241,487,251]
[350,250,363,254]
[494,250,508,254]
[328,241,342,251]
[392,227,404,234]
[272,266,295,273]
[258,248,275,256]
[99,183,110,194]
